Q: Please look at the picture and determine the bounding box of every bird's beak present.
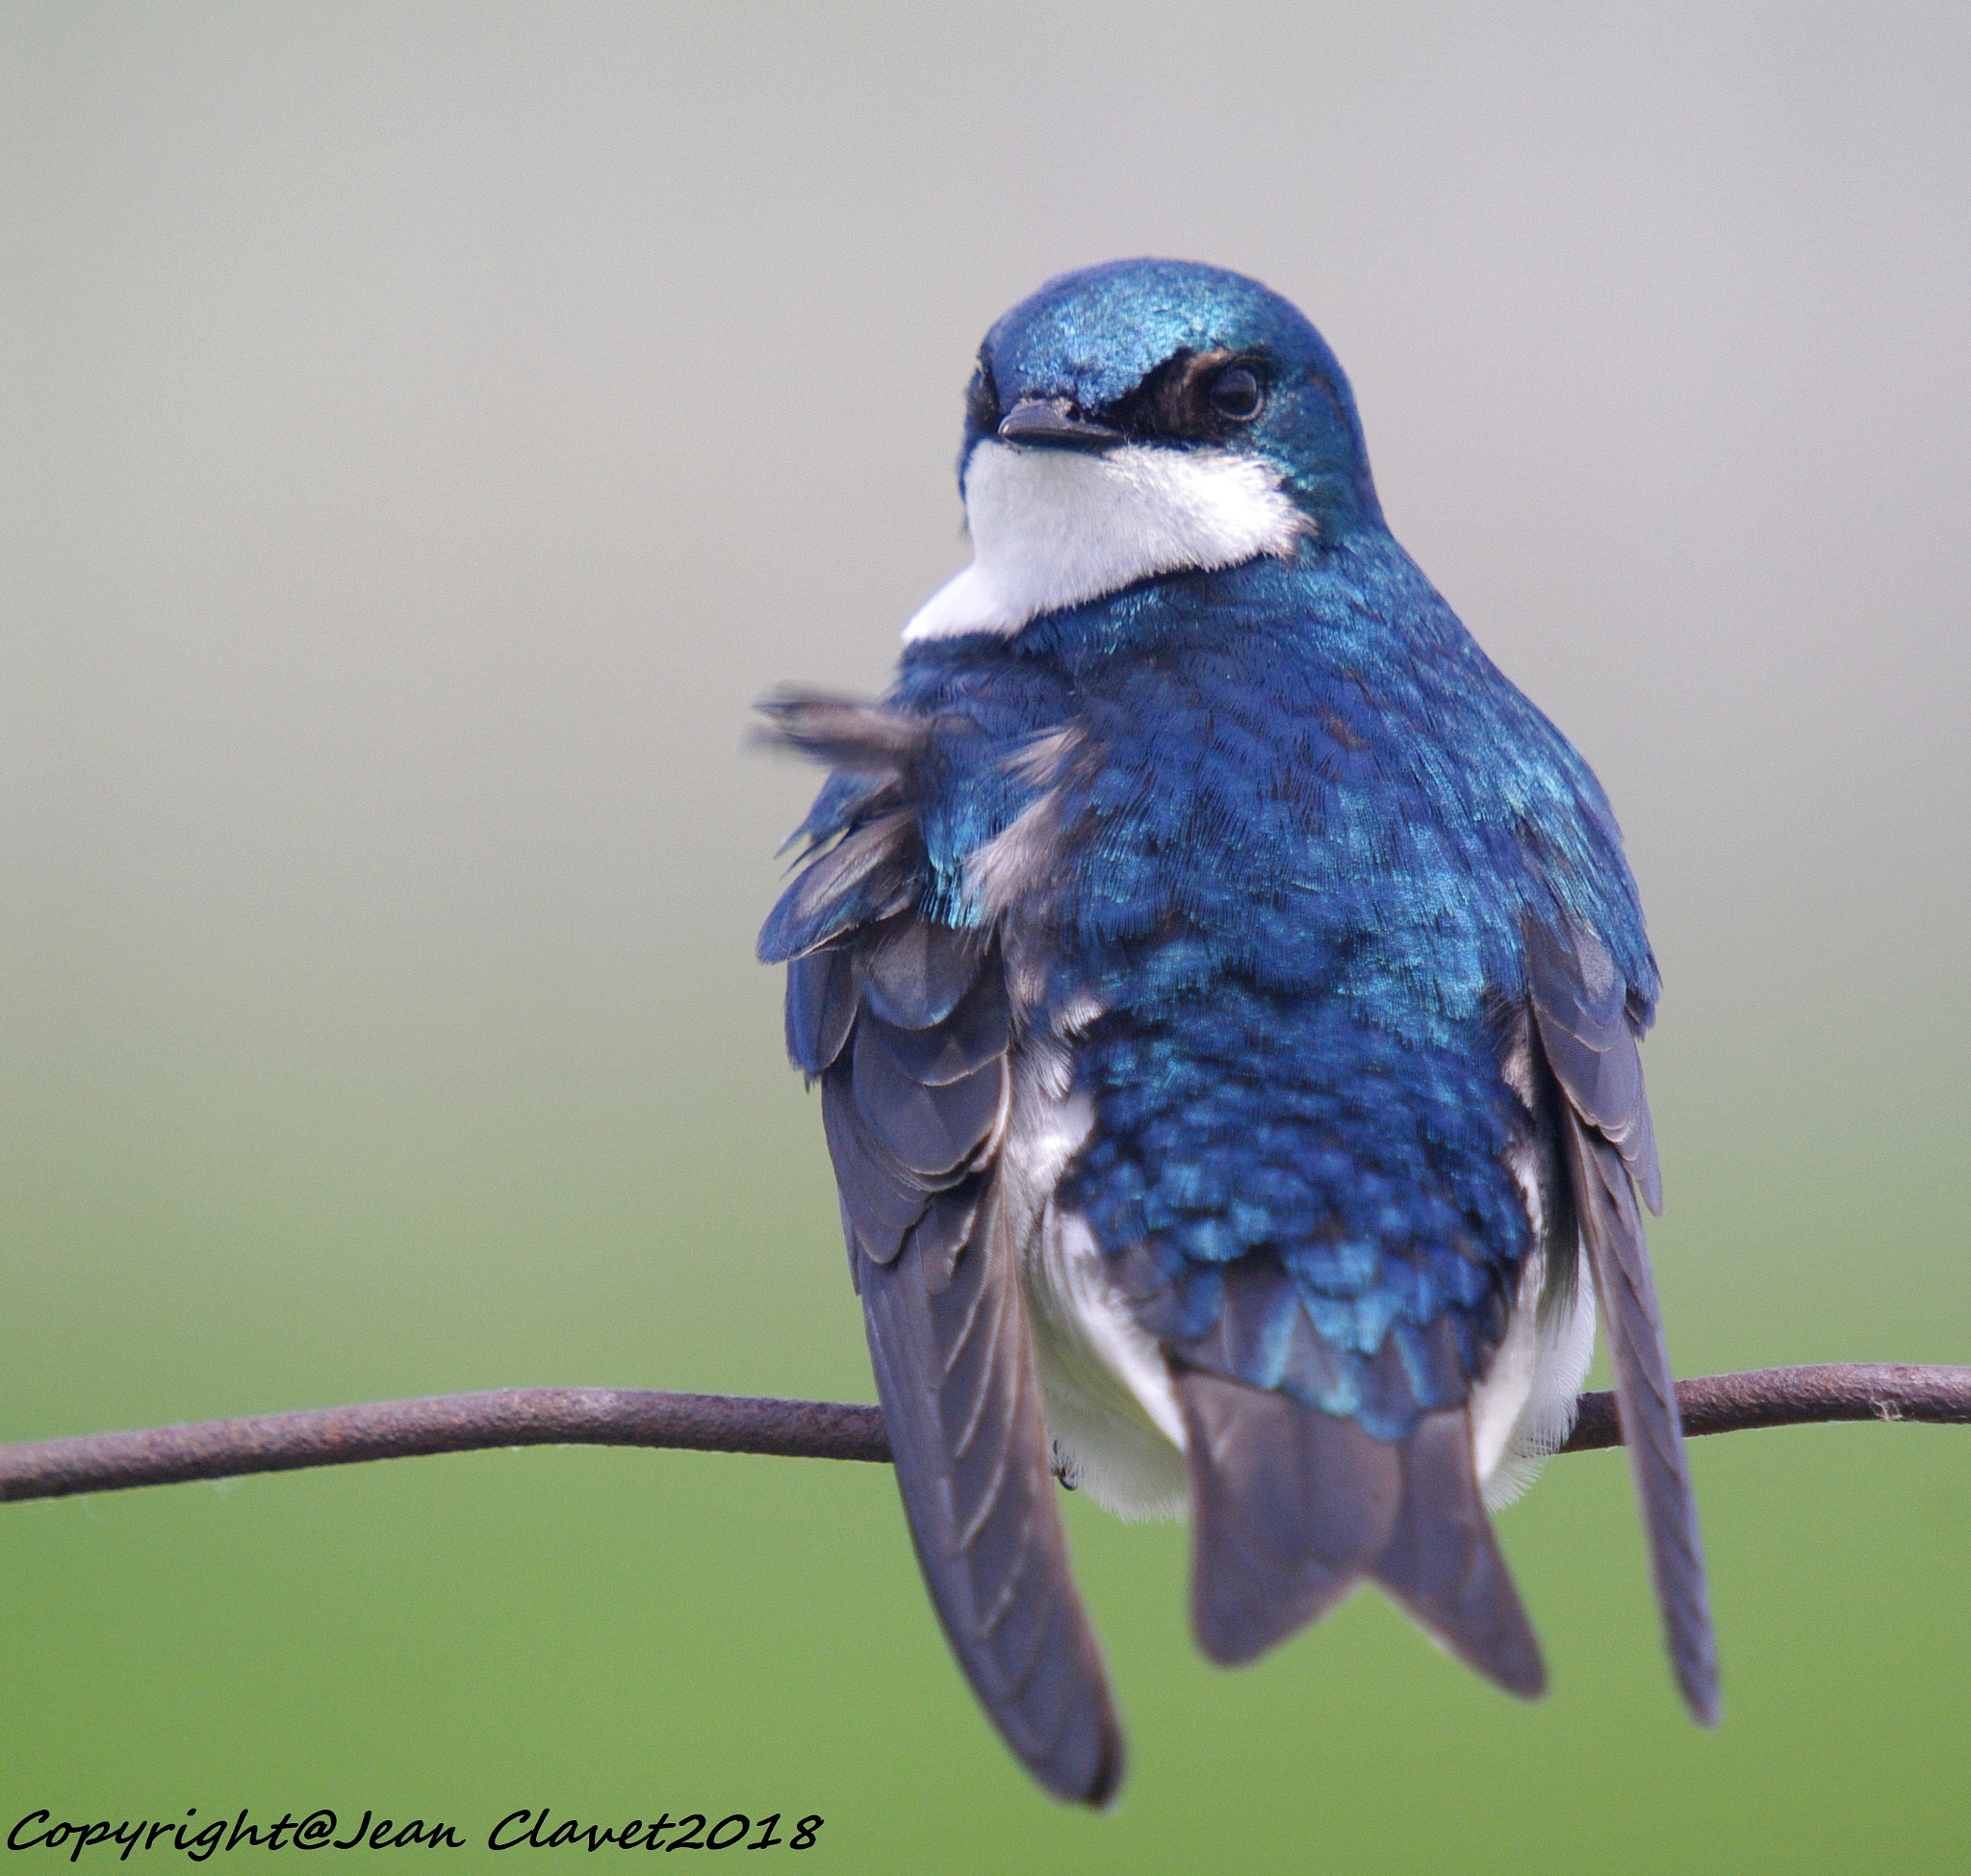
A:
[996,397,1125,451]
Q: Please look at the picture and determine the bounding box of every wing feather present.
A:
[785,946,857,1077]
[861,1189,1124,1805]
[763,693,1125,1806]
[1528,917,1719,1725]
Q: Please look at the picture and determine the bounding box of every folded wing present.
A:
[761,694,1125,1806]
[1526,916,1720,1725]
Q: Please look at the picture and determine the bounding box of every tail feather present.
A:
[1179,1372,1545,1698]
[1371,1408,1547,1697]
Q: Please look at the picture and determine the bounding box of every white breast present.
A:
[904,438,1309,642]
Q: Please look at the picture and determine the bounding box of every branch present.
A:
[2,1365,1967,1505]
[1557,1363,1971,1449]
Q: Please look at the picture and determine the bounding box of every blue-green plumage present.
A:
[775,535,1653,1438]
[758,259,1715,1805]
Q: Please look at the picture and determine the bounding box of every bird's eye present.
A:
[1207,365,1264,422]
[964,362,1001,436]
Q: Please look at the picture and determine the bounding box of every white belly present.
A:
[1470,1241,1599,1508]
[1024,1203,1190,1522]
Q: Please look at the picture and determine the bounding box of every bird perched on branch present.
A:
[757,258,1717,1805]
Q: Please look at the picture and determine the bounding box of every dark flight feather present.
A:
[1179,1372,1545,1697]
[871,967,1012,1087]
[756,810,919,962]
[849,1017,1008,1179]
[861,1195,1124,1805]
[1527,917,1720,1725]
[1525,916,1663,1214]
[762,693,1125,1806]
[860,916,986,1030]
[819,1074,930,1263]
[785,945,857,1078]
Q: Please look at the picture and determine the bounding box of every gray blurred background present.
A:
[4,6,1968,1870]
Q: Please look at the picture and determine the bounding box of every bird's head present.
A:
[908,259,1384,642]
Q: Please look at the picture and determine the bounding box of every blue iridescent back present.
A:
[812,532,1656,1443]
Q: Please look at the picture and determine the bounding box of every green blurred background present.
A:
[5,4,1968,1868]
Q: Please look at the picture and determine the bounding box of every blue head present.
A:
[909,260,1386,642]
[970,260,1381,525]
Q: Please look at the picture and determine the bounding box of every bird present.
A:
[756,258,1718,1807]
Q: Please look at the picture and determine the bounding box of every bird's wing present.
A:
[1171,1263,1545,1698]
[760,694,1125,1807]
[1525,915,1720,1724]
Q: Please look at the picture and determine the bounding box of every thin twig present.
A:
[2,1365,1967,1505]
[1558,1363,1971,1451]
[0,1390,890,1503]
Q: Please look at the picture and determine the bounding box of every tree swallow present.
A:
[758,259,1718,1805]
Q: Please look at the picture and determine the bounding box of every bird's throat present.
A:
[904,439,1309,642]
